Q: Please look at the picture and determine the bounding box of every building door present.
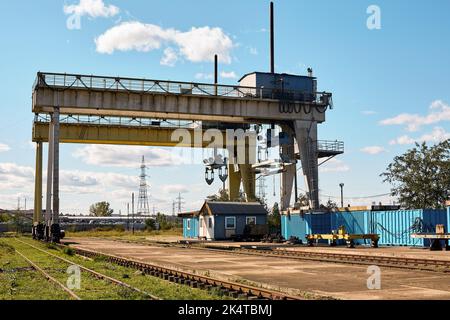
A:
[199,215,214,240]
[205,216,214,240]
[199,216,205,239]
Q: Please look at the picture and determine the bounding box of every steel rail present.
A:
[15,239,161,300]
[63,245,302,300]
[14,249,81,300]
[113,239,450,273]
[237,248,450,273]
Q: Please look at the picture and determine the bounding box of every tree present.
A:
[155,212,173,230]
[320,199,338,212]
[297,193,310,207]
[207,188,230,202]
[381,140,450,209]
[89,202,113,217]
[145,219,157,231]
[268,202,281,233]
[0,213,11,223]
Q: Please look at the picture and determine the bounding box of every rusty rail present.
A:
[15,238,160,300]
[15,249,81,300]
[65,245,301,300]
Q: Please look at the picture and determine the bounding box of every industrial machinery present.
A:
[412,224,450,251]
[306,226,380,249]
[31,2,342,242]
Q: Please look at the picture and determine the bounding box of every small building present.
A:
[179,201,268,241]
[178,211,199,239]
[238,72,316,101]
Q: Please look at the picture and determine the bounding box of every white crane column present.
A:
[294,120,319,210]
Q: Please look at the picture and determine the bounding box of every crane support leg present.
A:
[279,125,296,211]
[51,108,61,243]
[239,164,256,202]
[45,117,54,241]
[294,120,319,210]
[228,164,241,201]
[33,142,44,240]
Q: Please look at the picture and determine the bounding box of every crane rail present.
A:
[61,243,302,300]
[14,238,161,300]
[112,239,450,273]
[14,249,81,300]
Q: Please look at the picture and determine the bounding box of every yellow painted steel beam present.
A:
[228,164,241,201]
[33,142,43,224]
[240,164,256,202]
[33,122,226,148]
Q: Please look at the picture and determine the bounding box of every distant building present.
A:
[179,201,268,241]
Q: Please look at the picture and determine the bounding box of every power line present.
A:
[321,192,392,200]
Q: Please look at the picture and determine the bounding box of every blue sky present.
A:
[0,0,449,214]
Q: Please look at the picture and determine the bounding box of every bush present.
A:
[63,247,75,256]
[144,219,156,231]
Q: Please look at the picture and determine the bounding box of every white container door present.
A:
[205,216,214,240]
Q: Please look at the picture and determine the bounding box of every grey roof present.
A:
[205,201,268,215]
[238,71,315,83]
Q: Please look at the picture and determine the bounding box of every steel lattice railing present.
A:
[34,72,332,105]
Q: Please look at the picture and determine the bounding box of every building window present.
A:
[246,216,256,225]
[187,219,191,230]
[208,217,213,229]
[225,217,236,230]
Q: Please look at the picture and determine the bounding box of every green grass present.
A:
[0,237,234,300]
[65,228,182,239]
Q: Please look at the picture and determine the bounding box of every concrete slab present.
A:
[65,237,450,300]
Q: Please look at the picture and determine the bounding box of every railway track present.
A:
[14,238,160,300]
[235,248,450,273]
[14,249,81,300]
[111,239,450,273]
[60,243,302,300]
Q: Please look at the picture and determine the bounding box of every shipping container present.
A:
[331,211,370,245]
[371,209,447,246]
[182,217,199,239]
[282,209,448,247]
[281,214,308,241]
[282,213,331,243]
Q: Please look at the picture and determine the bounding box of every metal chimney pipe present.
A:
[214,54,218,95]
[270,2,275,74]
[214,54,218,84]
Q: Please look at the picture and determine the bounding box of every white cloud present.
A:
[220,71,237,79]
[72,145,180,168]
[360,146,387,155]
[0,143,10,152]
[174,27,233,64]
[0,163,35,191]
[95,21,234,65]
[195,73,213,80]
[380,100,450,132]
[361,110,377,116]
[319,158,350,173]
[95,22,172,54]
[64,0,119,18]
[160,47,178,67]
[389,127,450,145]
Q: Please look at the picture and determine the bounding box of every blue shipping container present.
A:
[282,213,331,243]
[282,209,449,247]
[182,217,199,239]
[371,209,447,246]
